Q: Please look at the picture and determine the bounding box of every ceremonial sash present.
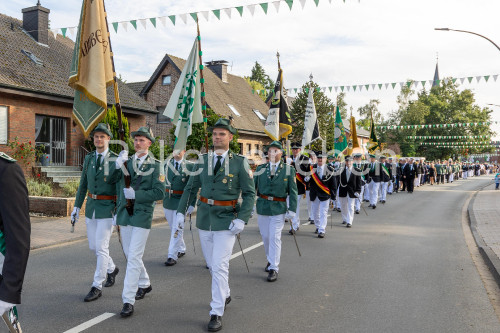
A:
[310,166,330,195]
[381,164,390,176]
[296,173,306,186]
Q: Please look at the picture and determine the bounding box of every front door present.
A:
[35,115,67,166]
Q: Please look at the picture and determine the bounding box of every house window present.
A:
[156,106,171,124]
[0,106,7,144]
[253,109,265,120]
[246,143,251,155]
[162,75,172,85]
[255,144,260,154]
[227,104,241,116]
[238,143,243,154]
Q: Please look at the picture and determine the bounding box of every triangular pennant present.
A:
[50,28,58,39]
[139,19,147,30]
[484,75,490,82]
[285,0,294,10]
[467,77,473,83]
[61,27,67,37]
[149,18,157,28]
[366,84,370,90]
[69,27,76,37]
[340,86,344,91]
[353,85,357,91]
[201,11,209,21]
[224,8,232,19]
[130,20,137,30]
[190,13,198,22]
[314,0,320,6]
[391,83,396,89]
[413,81,419,88]
[346,86,351,91]
[299,0,307,9]
[294,88,297,93]
[406,81,411,88]
[493,75,498,82]
[169,15,176,25]
[452,78,457,83]
[236,6,244,16]
[159,16,167,27]
[328,86,332,92]
[121,21,129,31]
[476,76,482,83]
[247,4,256,16]
[385,83,390,89]
[460,77,465,84]
[260,3,269,14]
[111,23,118,33]
[179,13,187,24]
[334,87,338,92]
[378,83,382,90]
[273,1,281,12]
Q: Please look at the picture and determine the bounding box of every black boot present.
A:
[104,267,119,287]
[164,258,177,266]
[208,315,222,332]
[120,303,134,317]
[267,269,278,282]
[135,285,152,300]
[84,287,102,302]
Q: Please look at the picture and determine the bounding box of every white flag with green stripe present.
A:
[163,38,203,151]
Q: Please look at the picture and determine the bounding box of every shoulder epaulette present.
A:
[0,152,16,162]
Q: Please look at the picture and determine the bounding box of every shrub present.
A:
[26,178,53,197]
[61,179,80,197]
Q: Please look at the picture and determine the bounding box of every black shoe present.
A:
[120,303,134,317]
[178,252,185,258]
[208,315,222,332]
[84,287,102,302]
[314,228,318,234]
[164,258,177,266]
[135,285,152,300]
[363,199,369,202]
[368,204,373,207]
[289,228,298,235]
[318,232,325,238]
[267,269,278,282]
[382,200,386,204]
[308,219,315,225]
[265,262,271,272]
[104,267,119,288]
[346,224,352,228]
[336,208,341,212]
[388,192,392,195]
[372,205,376,209]
[342,221,346,225]
[206,265,210,269]
[224,296,231,310]
[355,210,360,214]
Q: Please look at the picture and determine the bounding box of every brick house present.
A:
[127,54,272,156]
[0,3,156,174]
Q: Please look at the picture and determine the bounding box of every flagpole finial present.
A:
[276,51,281,70]
[309,73,313,81]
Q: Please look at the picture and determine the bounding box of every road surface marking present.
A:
[230,242,263,260]
[62,312,115,333]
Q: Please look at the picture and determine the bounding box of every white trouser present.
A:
[258,214,285,272]
[463,172,467,179]
[198,229,236,317]
[121,226,151,305]
[339,196,355,225]
[164,208,186,260]
[449,173,454,182]
[86,214,116,290]
[306,190,313,220]
[369,182,380,206]
[363,184,370,202]
[414,175,419,187]
[355,185,364,211]
[379,182,388,202]
[387,180,393,194]
[335,188,341,208]
[312,198,329,233]
[291,194,302,230]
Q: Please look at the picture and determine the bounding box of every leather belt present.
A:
[258,194,286,202]
[200,196,237,207]
[166,189,184,195]
[88,193,117,201]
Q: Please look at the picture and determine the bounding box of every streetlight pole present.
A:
[435,28,500,53]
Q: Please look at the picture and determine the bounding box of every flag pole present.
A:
[196,18,210,153]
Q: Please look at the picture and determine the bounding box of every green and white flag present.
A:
[163,39,203,151]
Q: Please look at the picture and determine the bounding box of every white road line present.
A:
[230,241,263,260]
[62,312,115,333]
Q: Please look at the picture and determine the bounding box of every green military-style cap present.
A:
[327,154,335,159]
[267,140,283,150]
[379,155,386,159]
[209,118,237,134]
[91,123,112,138]
[131,126,155,143]
[369,154,376,158]
[353,153,362,158]
[345,155,353,161]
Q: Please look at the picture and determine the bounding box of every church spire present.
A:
[432,53,440,87]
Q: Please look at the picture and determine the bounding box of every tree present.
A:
[244,77,267,102]
[356,99,382,130]
[289,80,334,150]
[249,61,274,90]
[336,92,348,119]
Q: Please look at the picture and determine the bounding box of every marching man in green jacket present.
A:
[254,141,298,282]
[163,149,196,266]
[112,127,166,318]
[176,118,256,332]
[72,123,120,302]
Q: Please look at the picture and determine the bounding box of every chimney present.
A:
[22,1,50,45]
[206,60,229,83]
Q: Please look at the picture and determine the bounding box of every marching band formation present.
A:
[67,120,498,332]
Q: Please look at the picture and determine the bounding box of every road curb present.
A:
[467,182,500,288]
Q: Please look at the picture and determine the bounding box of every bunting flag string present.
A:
[34,0,356,38]
[251,75,500,96]
[407,135,490,139]
[419,142,499,146]
[376,121,499,130]
[434,145,497,149]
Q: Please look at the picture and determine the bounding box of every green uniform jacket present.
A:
[254,162,298,216]
[435,164,442,175]
[109,155,165,229]
[163,159,197,210]
[75,150,118,219]
[177,152,256,231]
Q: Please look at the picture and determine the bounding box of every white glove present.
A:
[176,212,185,230]
[354,192,360,198]
[116,150,128,169]
[0,300,15,315]
[112,215,117,226]
[123,187,135,199]
[229,219,245,235]
[186,206,195,214]
[71,207,80,223]
[304,176,311,182]
[288,211,296,219]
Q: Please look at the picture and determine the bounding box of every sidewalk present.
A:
[30,204,168,250]
[468,182,500,285]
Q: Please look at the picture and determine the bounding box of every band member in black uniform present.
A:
[338,156,362,228]
[288,142,310,234]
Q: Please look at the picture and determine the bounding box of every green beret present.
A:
[131,126,155,143]
[91,123,112,138]
[209,118,237,134]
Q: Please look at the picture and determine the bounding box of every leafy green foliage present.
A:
[61,179,80,197]
[244,77,267,102]
[356,99,382,130]
[249,61,274,90]
[26,178,53,197]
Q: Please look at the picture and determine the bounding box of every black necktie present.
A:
[174,161,179,171]
[214,155,222,174]
[96,154,102,169]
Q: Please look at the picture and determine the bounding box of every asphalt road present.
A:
[16,176,500,333]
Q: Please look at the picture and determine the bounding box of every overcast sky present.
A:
[4,0,500,139]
